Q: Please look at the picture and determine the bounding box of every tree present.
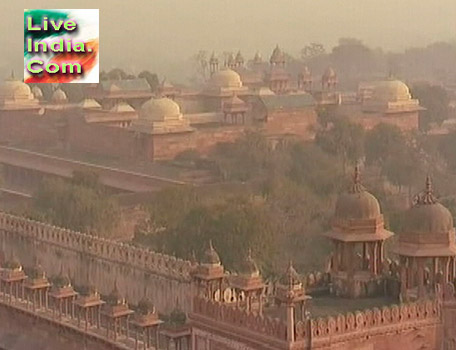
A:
[212,132,272,181]
[316,118,365,173]
[30,171,121,237]
[365,123,407,166]
[288,143,345,196]
[138,70,160,92]
[411,83,450,130]
[153,195,282,275]
[301,43,326,62]
[381,146,425,193]
[192,50,209,83]
[330,38,377,79]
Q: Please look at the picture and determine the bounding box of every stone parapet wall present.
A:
[0,212,194,313]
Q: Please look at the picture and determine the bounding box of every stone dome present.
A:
[209,69,242,89]
[31,86,43,99]
[202,241,221,266]
[270,45,285,64]
[238,249,259,277]
[402,177,454,235]
[372,79,411,102]
[335,167,381,221]
[0,79,33,100]
[404,203,453,235]
[52,88,68,103]
[139,97,181,121]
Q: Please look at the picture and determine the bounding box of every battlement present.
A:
[192,297,288,341]
[0,211,193,281]
[192,295,443,347]
[308,299,442,345]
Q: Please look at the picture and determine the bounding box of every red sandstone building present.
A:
[0,47,423,165]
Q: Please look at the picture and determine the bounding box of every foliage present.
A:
[211,131,272,181]
[30,171,120,237]
[301,43,326,61]
[316,118,365,172]
[411,83,450,130]
[330,38,377,77]
[365,123,407,166]
[138,70,160,92]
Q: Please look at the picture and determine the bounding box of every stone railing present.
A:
[308,299,441,342]
[0,212,193,281]
[192,297,288,341]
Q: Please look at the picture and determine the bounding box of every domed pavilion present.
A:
[130,97,192,134]
[395,176,456,301]
[325,165,394,298]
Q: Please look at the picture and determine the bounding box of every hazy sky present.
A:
[2,0,455,81]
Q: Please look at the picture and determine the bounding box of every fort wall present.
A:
[191,297,444,350]
[0,212,194,313]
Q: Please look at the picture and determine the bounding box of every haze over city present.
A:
[1,0,456,80]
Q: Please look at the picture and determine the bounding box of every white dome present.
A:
[372,80,411,102]
[0,80,33,100]
[140,97,182,121]
[209,69,242,89]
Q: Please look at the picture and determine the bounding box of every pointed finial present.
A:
[414,175,437,205]
[350,163,365,193]
[209,239,214,251]
[10,70,15,80]
[426,175,432,194]
[354,164,361,185]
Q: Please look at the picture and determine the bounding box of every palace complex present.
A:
[0,46,452,350]
[0,169,455,349]
[0,46,422,164]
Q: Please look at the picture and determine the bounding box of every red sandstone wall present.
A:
[262,109,318,139]
[0,303,114,350]
[152,126,245,160]
[0,110,61,149]
[67,115,140,160]
[351,112,419,132]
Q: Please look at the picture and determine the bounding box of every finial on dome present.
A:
[350,163,365,193]
[414,175,437,205]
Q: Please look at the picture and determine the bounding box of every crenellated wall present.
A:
[308,299,443,349]
[0,212,194,314]
[191,296,445,350]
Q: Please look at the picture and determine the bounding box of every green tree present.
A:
[212,132,272,181]
[316,118,365,173]
[138,70,160,92]
[365,123,407,166]
[30,171,120,236]
[411,83,450,130]
[301,43,326,62]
